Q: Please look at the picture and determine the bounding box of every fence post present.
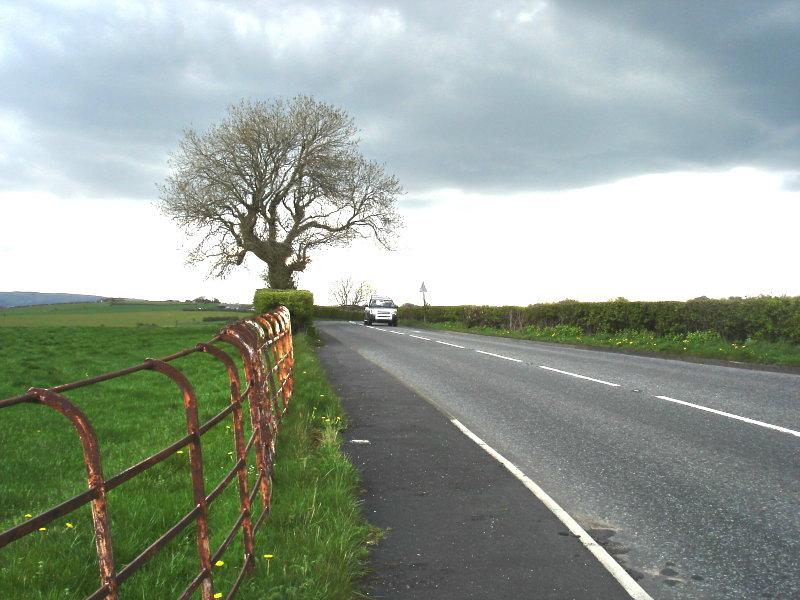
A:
[218,325,273,512]
[29,389,119,599]
[144,360,214,600]
[196,343,256,569]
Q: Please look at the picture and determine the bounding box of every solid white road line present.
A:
[435,340,466,349]
[539,365,620,387]
[409,334,431,341]
[475,350,523,363]
[450,418,654,600]
[655,395,800,438]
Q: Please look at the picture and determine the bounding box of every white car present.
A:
[364,296,398,326]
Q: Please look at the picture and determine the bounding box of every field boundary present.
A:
[0,307,294,600]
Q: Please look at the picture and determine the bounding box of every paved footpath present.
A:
[318,329,639,599]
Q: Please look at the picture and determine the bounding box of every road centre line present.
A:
[365,321,798,446]
[450,418,654,600]
[655,395,800,438]
[539,365,620,387]
[435,340,466,349]
[475,350,523,363]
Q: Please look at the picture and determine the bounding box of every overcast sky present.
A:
[1,1,798,305]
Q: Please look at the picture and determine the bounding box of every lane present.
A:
[389,324,800,432]
[322,321,800,600]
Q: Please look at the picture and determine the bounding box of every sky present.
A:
[1,0,798,305]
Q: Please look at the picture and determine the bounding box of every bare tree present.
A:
[330,277,356,306]
[352,281,375,306]
[330,278,375,306]
[160,96,403,289]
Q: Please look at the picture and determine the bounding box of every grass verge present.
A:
[403,320,800,367]
[0,323,375,599]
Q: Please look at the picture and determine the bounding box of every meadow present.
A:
[0,301,251,327]
[0,304,373,599]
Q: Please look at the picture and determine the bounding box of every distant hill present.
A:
[0,291,105,308]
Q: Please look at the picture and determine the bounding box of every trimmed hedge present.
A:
[254,289,314,331]
[398,297,800,344]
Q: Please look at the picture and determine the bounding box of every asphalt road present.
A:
[317,320,800,600]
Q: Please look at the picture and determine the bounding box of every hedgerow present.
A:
[396,297,800,343]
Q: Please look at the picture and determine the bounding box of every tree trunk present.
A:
[266,259,296,289]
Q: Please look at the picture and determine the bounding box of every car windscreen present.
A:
[370,299,395,308]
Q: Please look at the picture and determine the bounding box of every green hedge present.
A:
[398,297,800,344]
[253,289,314,331]
[314,306,364,321]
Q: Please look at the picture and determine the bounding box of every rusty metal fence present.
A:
[0,307,294,599]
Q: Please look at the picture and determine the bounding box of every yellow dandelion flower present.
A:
[177,450,184,454]
[66,523,74,529]
[215,560,224,567]
[38,527,46,532]
[24,514,32,518]
[263,554,274,560]
[213,594,223,599]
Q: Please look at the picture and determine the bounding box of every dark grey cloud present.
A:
[0,0,798,198]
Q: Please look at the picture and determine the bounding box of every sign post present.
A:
[419,282,428,323]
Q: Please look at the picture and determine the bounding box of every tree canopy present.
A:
[160,96,402,289]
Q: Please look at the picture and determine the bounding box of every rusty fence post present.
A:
[196,343,256,569]
[29,389,119,600]
[145,360,214,600]
[218,325,273,514]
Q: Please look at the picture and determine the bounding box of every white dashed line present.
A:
[539,365,620,387]
[450,418,654,600]
[386,330,406,335]
[435,340,465,349]
[655,395,800,438]
[475,350,522,363]
[409,334,431,341]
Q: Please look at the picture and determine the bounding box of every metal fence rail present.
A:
[0,307,294,600]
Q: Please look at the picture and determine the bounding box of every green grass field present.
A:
[0,301,252,327]
[0,305,373,599]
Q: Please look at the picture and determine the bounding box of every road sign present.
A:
[419,282,428,322]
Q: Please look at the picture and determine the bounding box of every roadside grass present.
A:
[403,320,800,366]
[0,321,374,598]
[0,301,252,328]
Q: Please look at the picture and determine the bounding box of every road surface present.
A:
[317,320,800,599]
